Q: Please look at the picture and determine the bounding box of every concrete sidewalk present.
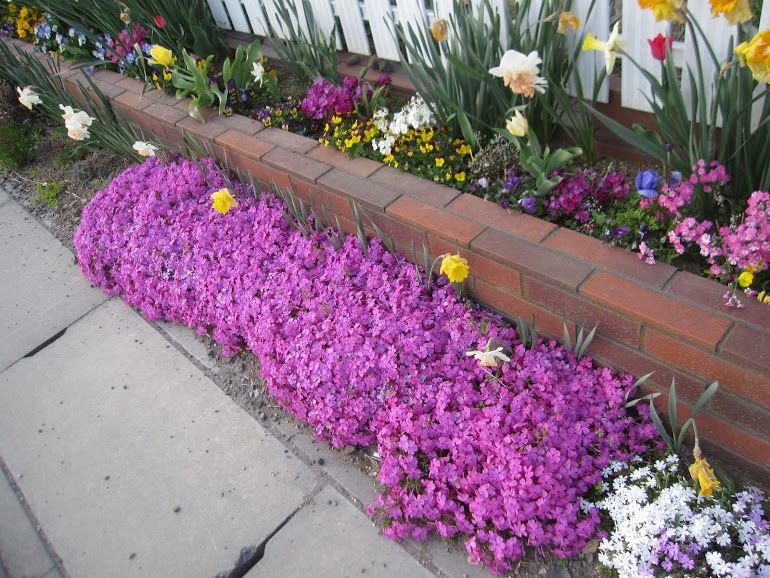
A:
[0,188,467,578]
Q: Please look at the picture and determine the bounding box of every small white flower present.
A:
[132,141,158,157]
[465,343,510,367]
[17,86,42,109]
[251,61,265,85]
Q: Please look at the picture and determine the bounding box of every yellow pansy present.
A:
[689,457,720,498]
[149,45,176,68]
[757,290,769,303]
[455,172,466,182]
[440,254,470,283]
[737,270,754,287]
[435,157,445,168]
[210,188,238,215]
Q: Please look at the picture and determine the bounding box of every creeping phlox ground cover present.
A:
[74,157,657,574]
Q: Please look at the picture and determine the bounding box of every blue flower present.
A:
[125,52,136,64]
[520,196,537,214]
[635,169,660,199]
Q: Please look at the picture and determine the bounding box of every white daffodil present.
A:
[489,49,548,97]
[60,104,94,141]
[466,343,511,367]
[506,110,529,137]
[251,61,265,85]
[133,141,158,157]
[582,22,626,75]
[17,86,42,109]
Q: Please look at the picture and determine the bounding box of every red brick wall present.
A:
[27,44,768,480]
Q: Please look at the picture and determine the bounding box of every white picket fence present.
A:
[206,0,768,114]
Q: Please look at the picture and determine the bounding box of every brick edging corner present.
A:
[21,43,768,479]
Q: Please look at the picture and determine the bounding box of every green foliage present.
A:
[500,127,582,195]
[33,179,63,207]
[26,0,229,62]
[563,322,597,360]
[515,315,538,350]
[221,40,263,90]
[268,0,339,84]
[122,0,229,60]
[396,0,507,147]
[0,42,146,163]
[171,50,218,121]
[592,12,770,213]
[0,115,36,169]
[626,377,720,454]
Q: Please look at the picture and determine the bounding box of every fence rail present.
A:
[207,0,768,114]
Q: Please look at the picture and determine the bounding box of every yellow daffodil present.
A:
[506,110,529,137]
[689,456,720,497]
[210,188,238,215]
[637,0,685,22]
[582,22,626,75]
[738,270,754,287]
[440,254,469,283]
[431,18,449,42]
[149,45,176,68]
[710,0,752,24]
[736,30,770,84]
[557,11,580,34]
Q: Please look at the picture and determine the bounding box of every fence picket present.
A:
[306,0,342,49]
[222,0,251,32]
[571,0,610,103]
[362,0,400,61]
[681,3,737,126]
[241,0,270,36]
[206,0,232,30]
[334,0,372,55]
[620,0,667,111]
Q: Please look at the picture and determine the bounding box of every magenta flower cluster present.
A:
[300,76,369,120]
[545,168,629,222]
[74,157,657,575]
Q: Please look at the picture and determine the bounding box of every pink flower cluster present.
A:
[667,191,770,278]
[300,76,369,120]
[74,157,657,575]
[649,160,730,218]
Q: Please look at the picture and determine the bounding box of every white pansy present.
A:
[371,97,434,156]
[132,141,158,157]
[17,86,43,110]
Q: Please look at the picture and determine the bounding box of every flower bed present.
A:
[1,35,760,481]
[74,155,659,574]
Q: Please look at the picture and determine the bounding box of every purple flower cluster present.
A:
[300,76,369,120]
[75,157,657,575]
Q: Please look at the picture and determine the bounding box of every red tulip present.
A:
[648,33,674,61]
[153,15,166,29]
